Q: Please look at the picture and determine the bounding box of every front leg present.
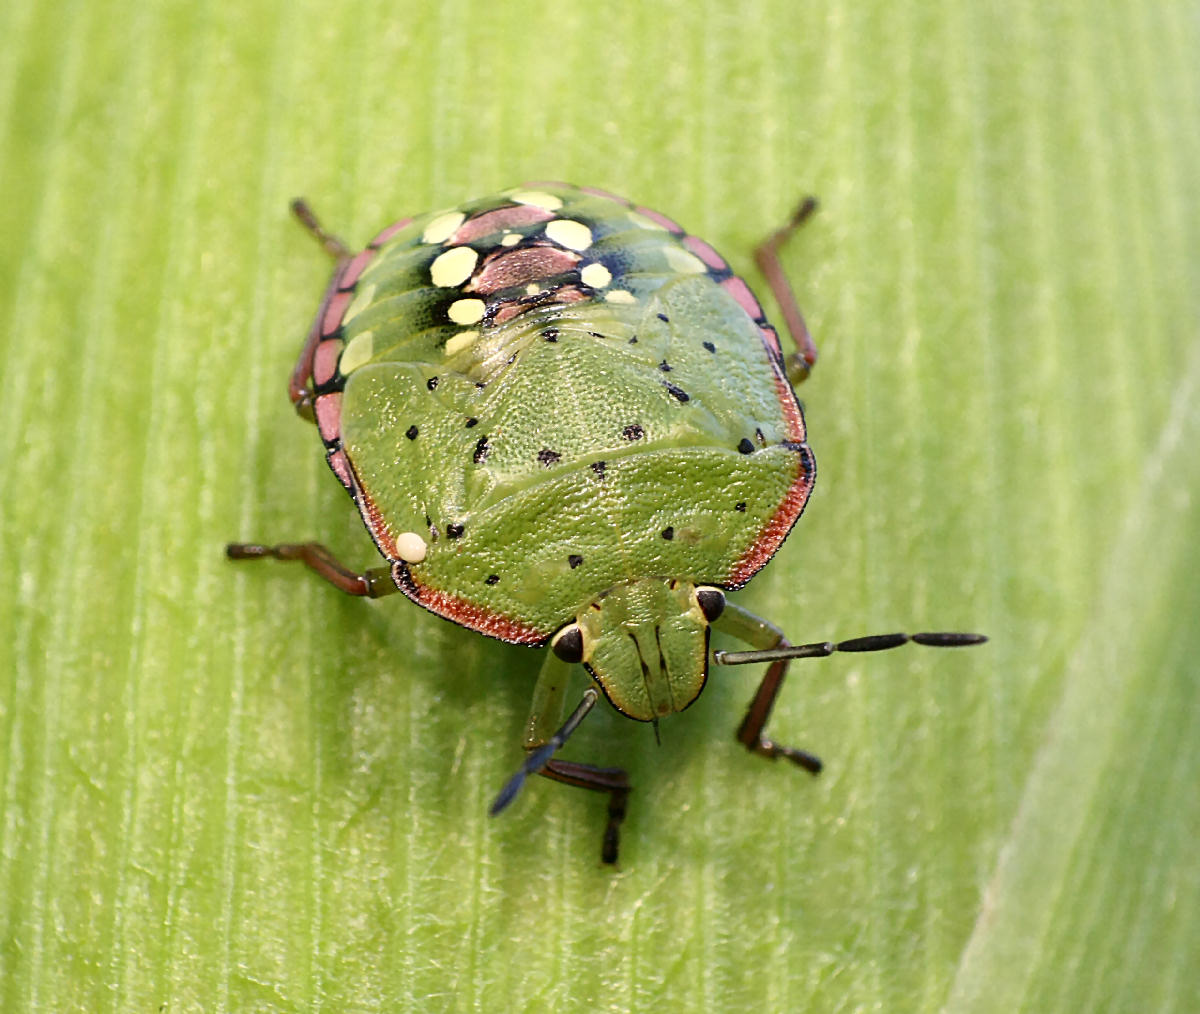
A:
[517,653,631,864]
[713,602,823,775]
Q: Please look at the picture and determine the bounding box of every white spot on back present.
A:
[605,289,637,304]
[500,231,522,246]
[339,330,374,375]
[445,330,478,355]
[430,245,478,287]
[395,532,428,563]
[546,219,593,251]
[581,262,612,288]
[510,190,563,211]
[422,211,466,244]
[664,246,708,275]
[343,283,376,323]
[448,298,486,325]
[629,211,667,231]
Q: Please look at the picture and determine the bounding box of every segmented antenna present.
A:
[714,631,986,667]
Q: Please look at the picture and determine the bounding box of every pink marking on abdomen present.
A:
[726,444,815,587]
[369,217,412,248]
[313,338,341,386]
[321,290,354,336]
[579,185,629,205]
[468,245,580,294]
[326,447,355,493]
[451,205,554,244]
[338,249,377,290]
[683,234,728,271]
[721,276,764,321]
[314,392,342,443]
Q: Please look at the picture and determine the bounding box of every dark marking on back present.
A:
[568,554,584,569]
[466,417,479,428]
[538,448,562,466]
[657,312,670,323]
[542,327,560,342]
[591,460,607,479]
[658,360,671,372]
[702,341,715,353]
[661,526,674,540]
[663,381,690,403]
[623,423,645,441]
[473,436,490,464]
[735,501,747,512]
[406,425,419,440]
[485,574,500,585]
[447,523,465,539]
[426,376,440,390]
[737,438,754,454]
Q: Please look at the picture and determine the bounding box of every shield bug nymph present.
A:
[228,184,985,863]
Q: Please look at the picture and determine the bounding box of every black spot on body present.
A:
[426,376,439,390]
[661,526,674,540]
[542,327,560,342]
[628,335,638,344]
[568,554,584,569]
[406,425,419,440]
[737,438,755,454]
[735,501,747,512]
[538,448,562,466]
[473,436,490,463]
[466,417,479,428]
[781,440,808,452]
[657,312,670,323]
[447,523,465,539]
[658,360,671,372]
[702,341,715,353]
[623,423,645,441]
[485,574,500,585]
[755,427,765,442]
[591,460,607,479]
[663,381,690,403]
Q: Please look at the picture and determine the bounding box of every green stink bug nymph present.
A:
[228,184,985,864]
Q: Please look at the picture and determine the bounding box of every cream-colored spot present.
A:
[343,283,376,323]
[395,532,428,563]
[581,262,612,288]
[445,330,478,355]
[524,282,544,296]
[605,289,637,304]
[510,190,563,211]
[430,246,478,287]
[545,219,593,252]
[422,211,466,244]
[664,246,707,275]
[339,330,374,375]
[500,231,522,246]
[448,298,486,325]
[629,211,667,231]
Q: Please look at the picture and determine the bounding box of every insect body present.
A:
[229,184,984,863]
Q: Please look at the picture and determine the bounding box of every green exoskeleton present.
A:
[229,185,985,863]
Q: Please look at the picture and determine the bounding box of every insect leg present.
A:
[502,653,632,864]
[754,196,820,387]
[712,601,824,773]
[225,542,397,598]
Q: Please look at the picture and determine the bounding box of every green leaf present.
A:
[1,0,1197,1010]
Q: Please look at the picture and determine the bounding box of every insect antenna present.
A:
[713,631,986,667]
[489,688,601,816]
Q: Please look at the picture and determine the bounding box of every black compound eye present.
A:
[695,586,726,623]
[551,623,585,664]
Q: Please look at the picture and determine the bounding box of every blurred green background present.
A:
[1,0,1197,1011]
